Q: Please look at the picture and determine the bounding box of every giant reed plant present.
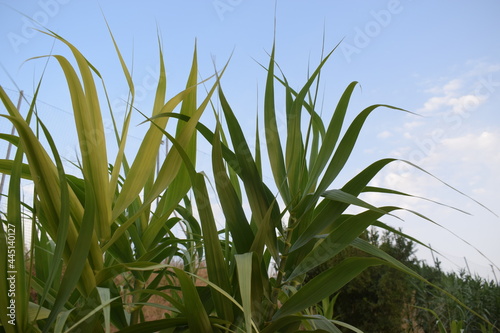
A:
[0,27,223,332]
[0,28,497,332]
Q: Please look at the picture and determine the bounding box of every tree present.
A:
[306,229,418,332]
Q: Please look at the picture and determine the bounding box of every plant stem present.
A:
[130,278,145,325]
[265,215,296,323]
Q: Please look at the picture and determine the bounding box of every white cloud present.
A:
[464,59,500,77]
[403,120,424,130]
[424,78,463,95]
[443,78,463,92]
[420,95,451,113]
[417,60,500,115]
[377,130,392,139]
[361,60,500,279]
[403,132,412,139]
[419,88,486,115]
[379,131,500,200]
[364,130,500,279]
[442,130,496,149]
[448,94,486,115]
[435,132,500,194]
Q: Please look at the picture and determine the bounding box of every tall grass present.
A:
[411,261,500,332]
[0,28,220,332]
[0,29,497,332]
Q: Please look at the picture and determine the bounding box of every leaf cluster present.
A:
[0,28,497,333]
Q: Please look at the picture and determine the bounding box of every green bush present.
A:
[306,229,418,332]
[412,261,500,332]
[306,229,500,333]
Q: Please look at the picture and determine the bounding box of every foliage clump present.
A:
[306,229,500,333]
[412,260,500,332]
[1,28,498,332]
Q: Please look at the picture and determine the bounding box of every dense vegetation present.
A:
[412,260,500,332]
[0,29,497,332]
[307,229,500,332]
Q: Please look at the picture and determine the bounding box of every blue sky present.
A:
[1,0,499,279]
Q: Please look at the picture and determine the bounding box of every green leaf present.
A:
[62,294,122,333]
[304,315,342,333]
[250,200,279,261]
[212,126,254,253]
[97,287,111,333]
[43,180,97,332]
[54,309,74,333]
[95,262,169,285]
[50,49,111,243]
[293,158,397,251]
[142,45,198,249]
[321,189,393,215]
[104,19,139,204]
[288,207,395,281]
[0,159,32,180]
[296,104,410,217]
[111,85,193,222]
[283,44,339,199]
[235,253,254,333]
[218,87,278,259]
[363,185,471,215]
[414,306,447,333]
[331,320,364,333]
[173,268,214,333]
[264,43,290,204]
[306,81,358,191]
[274,257,384,320]
[36,118,73,318]
[192,173,234,321]
[153,127,235,320]
[0,133,19,147]
[27,302,51,322]
[145,64,225,205]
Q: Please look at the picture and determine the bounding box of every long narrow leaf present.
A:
[173,268,214,333]
[142,45,198,249]
[218,87,278,259]
[36,118,72,322]
[104,20,139,202]
[0,159,32,180]
[306,81,358,192]
[43,30,111,243]
[288,207,397,280]
[154,129,234,320]
[235,253,255,333]
[292,158,398,251]
[43,180,97,332]
[296,105,412,217]
[212,126,254,253]
[274,257,384,320]
[264,43,290,204]
[0,87,97,293]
